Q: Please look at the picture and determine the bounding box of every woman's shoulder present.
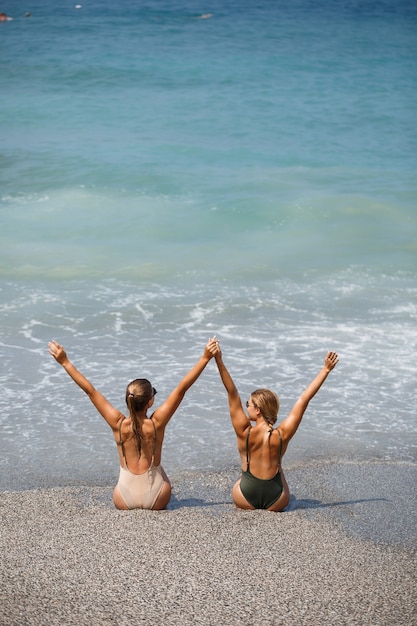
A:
[116,413,128,427]
[250,424,282,446]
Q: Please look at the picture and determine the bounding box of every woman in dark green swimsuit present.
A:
[214,343,338,511]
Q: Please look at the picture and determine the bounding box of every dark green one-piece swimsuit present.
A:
[239,426,283,509]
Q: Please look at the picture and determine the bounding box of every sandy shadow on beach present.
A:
[286,495,389,511]
[168,496,231,510]
[167,492,390,512]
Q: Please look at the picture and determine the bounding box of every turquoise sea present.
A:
[0,0,416,490]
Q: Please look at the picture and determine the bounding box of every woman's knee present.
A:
[113,486,129,510]
[152,480,172,510]
[232,480,254,510]
[267,488,290,512]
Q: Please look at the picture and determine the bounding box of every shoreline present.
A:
[2,458,416,547]
[1,468,416,626]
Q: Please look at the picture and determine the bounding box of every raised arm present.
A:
[214,346,249,436]
[48,340,122,430]
[279,351,339,443]
[151,337,218,428]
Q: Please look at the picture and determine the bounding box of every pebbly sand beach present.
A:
[1,461,416,626]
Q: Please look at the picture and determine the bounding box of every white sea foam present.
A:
[0,272,415,486]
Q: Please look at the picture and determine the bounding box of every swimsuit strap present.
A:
[277,429,283,469]
[117,416,128,467]
[150,417,157,461]
[245,426,252,471]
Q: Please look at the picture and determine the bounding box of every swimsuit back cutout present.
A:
[117,416,157,470]
[245,425,283,473]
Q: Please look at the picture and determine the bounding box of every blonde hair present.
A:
[250,388,279,428]
[125,379,155,456]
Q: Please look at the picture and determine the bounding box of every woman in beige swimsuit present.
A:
[48,337,218,510]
